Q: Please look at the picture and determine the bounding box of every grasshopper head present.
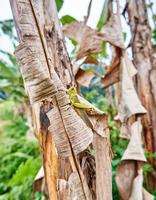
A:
[67,86,77,95]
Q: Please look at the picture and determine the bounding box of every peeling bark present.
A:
[127,0,156,154]
[92,116,112,200]
[10,0,113,199]
[10,0,59,198]
[127,0,156,188]
[39,102,58,199]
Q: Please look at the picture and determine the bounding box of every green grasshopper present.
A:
[67,86,93,128]
[67,86,91,109]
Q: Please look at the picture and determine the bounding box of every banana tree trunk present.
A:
[10,0,112,199]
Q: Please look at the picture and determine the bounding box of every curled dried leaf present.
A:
[75,68,95,87]
[117,161,154,200]
[122,121,146,162]
[120,123,131,139]
[63,14,125,60]
[77,95,110,138]
[115,56,146,122]
[102,48,137,89]
[116,121,153,200]
[34,166,44,181]
[90,115,109,138]
[15,40,58,103]
[101,14,125,49]
[83,56,99,65]
[116,161,136,200]
[33,166,45,193]
[76,28,103,60]
[102,47,122,88]
[143,189,154,200]
[77,95,104,116]
[63,21,102,59]
[47,90,93,158]
[129,164,144,200]
[72,56,99,76]
[63,21,87,43]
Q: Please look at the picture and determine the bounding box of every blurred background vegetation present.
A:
[0,18,41,199]
[0,0,156,199]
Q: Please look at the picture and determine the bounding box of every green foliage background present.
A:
[0,101,41,200]
[0,19,41,199]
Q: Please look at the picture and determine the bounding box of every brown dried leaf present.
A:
[47,90,93,158]
[76,28,104,60]
[117,162,154,200]
[63,14,125,60]
[129,164,144,200]
[115,56,147,122]
[63,21,102,59]
[121,121,146,162]
[63,22,87,43]
[124,52,138,76]
[33,166,45,193]
[83,56,99,65]
[116,121,153,200]
[143,189,154,200]
[72,56,99,87]
[15,40,58,104]
[116,161,136,200]
[102,49,137,89]
[120,123,131,139]
[101,14,125,49]
[77,14,125,59]
[34,166,44,181]
[75,69,95,87]
[77,95,104,116]
[102,47,122,88]
[90,115,109,138]
[129,163,154,200]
